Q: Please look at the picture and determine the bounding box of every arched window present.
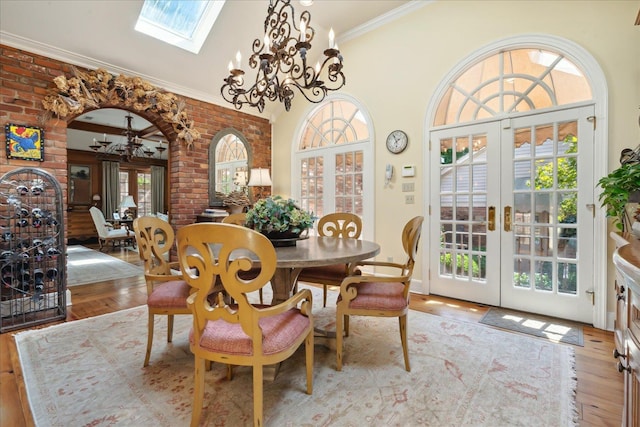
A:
[434,48,592,126]
[208,128,251,206]
[215,133,248,193]
[294,96,374,238]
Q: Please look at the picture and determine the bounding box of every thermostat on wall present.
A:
[401,165,415,177]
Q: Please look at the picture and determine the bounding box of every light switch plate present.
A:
[402,182,414,192]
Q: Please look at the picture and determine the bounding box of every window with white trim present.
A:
[294,97,374,238]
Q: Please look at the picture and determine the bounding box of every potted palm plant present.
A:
[597,155,640,232]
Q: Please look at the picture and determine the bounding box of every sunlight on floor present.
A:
[500,313,572,340]
[545,324,571,335]
[522,319,546,330]
[542,332,564,343]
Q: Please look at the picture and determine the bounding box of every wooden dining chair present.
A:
[297,212,363,307]
[221,212,263,304]
[133,216,192,367]
[222,212,248,225]
[177,223,314,427]
[336,215,424,372]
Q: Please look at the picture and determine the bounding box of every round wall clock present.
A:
[386,130,408,154]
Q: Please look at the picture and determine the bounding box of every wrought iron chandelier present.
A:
[221,0,345,113]
[88,114,166,161]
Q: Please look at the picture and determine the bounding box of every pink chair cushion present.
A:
[298,264,347,283]
[192,309,310,356]
[340,281,407,311]
[147,280,190,309]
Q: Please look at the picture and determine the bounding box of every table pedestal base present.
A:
[270,267,303,305]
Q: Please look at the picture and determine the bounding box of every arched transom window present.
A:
[434,48,592,126]
[299,99,370,150]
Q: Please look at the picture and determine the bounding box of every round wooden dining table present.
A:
[269,236,380,304]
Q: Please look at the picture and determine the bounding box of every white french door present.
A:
[430,106,595,323]
[429,122,501,306]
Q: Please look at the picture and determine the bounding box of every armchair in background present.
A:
[336,216,424,372]
[297,213,363,307]
[133,216,191,367]
[89,206,131,251]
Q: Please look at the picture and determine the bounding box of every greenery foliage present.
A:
[245,196,314,235]
[597,162,640,231]
[533,134,578,224]
[440,253,480,276]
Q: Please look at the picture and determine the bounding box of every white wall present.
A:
[272,1,639,312]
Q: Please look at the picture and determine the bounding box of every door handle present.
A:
[488,206,495,231]
[504,206,512,232]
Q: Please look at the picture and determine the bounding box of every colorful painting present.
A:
[5,123,44,161]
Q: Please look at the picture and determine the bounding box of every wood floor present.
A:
[0,244,624,426]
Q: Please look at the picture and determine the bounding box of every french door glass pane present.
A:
[511,120,579,294]
[137,172,151,217]
[334,150,362,216]
[438,133,488,282]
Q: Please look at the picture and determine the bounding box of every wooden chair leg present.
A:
[322,285,328,307]
[336,308,344,371]
[190,356,206,427]
[144,312,154,367]
[305,332,314,394]
[399,315,410,372]
[226,364,233,380]
[167,314,174,342]
[344,314,350,337]
[253,365,264,427]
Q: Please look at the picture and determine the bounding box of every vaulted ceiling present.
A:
[1,0,420,154]
[1,1,418,119]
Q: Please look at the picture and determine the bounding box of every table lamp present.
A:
[247,168,272,200]
[120,195,137,219]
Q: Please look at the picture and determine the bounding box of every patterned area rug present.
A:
[479,307,584,346]
[67,245,142,287]
[15,286,577,426]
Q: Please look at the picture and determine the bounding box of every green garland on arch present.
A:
[41,67,200,148]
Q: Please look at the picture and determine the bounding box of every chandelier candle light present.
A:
[221,0,345,112]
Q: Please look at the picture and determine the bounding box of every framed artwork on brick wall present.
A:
[5,123,45,162]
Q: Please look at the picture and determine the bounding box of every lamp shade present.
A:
[120,195,137,209]
[247,168,272,187]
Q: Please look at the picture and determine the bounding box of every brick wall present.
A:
[0,44,271,232]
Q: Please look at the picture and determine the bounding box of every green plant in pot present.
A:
[597,161,640,232]
[245,196,314,242]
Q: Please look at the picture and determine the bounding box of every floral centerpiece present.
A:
[245,196,314,244]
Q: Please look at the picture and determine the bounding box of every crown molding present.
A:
[339,0,432,44]
[0,31,269,120]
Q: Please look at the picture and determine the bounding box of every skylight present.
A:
[135,0,225,54]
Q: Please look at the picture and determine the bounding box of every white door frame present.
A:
[421,34,608,329]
